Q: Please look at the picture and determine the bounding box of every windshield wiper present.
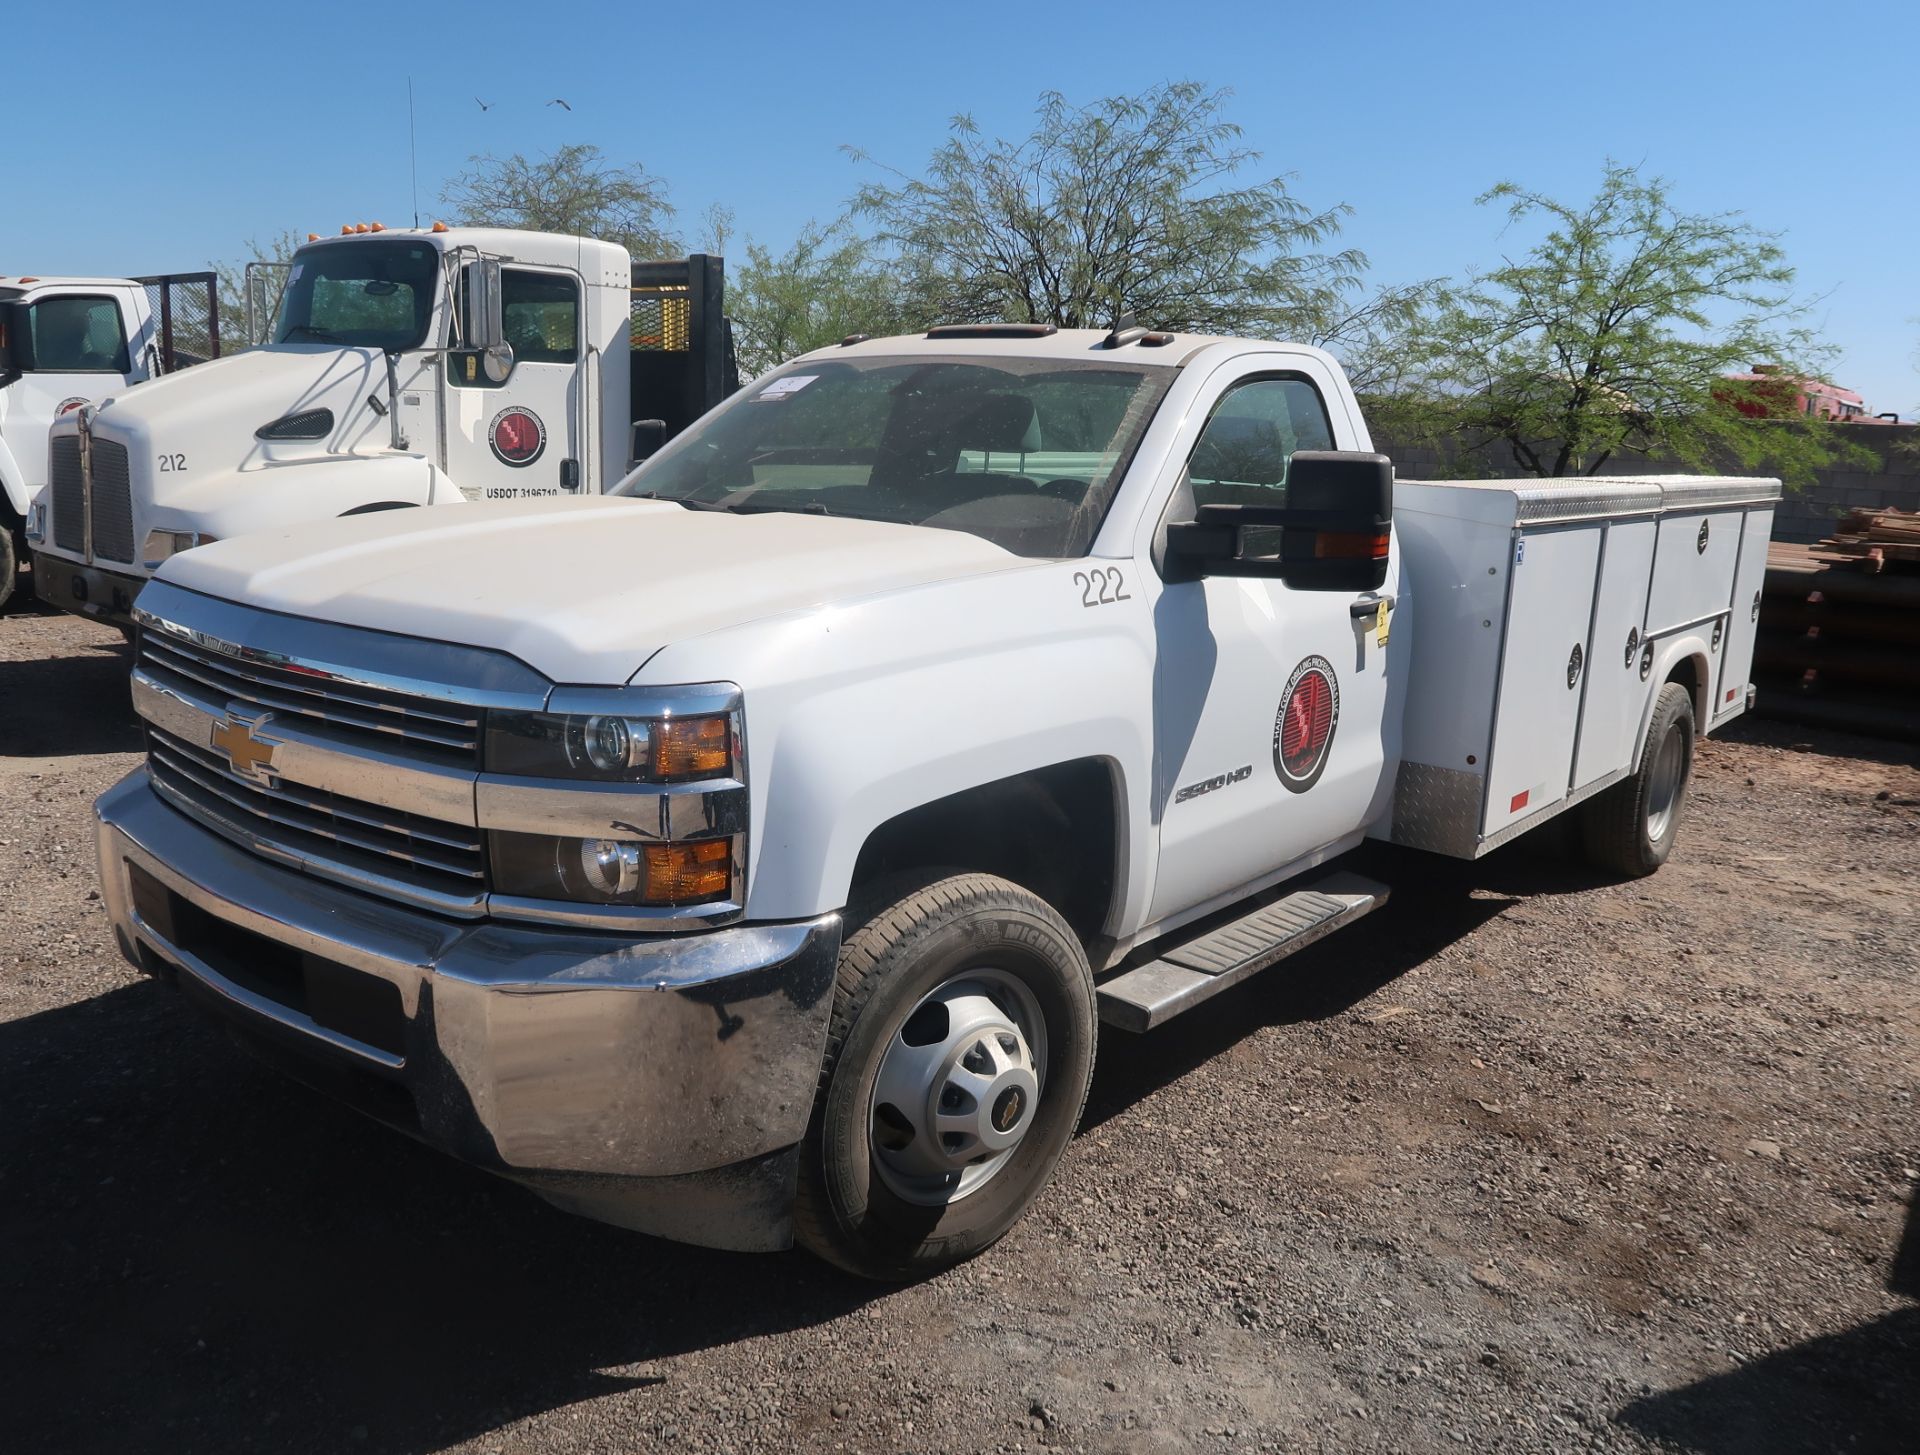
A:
[624,490,731,512]
[729,501,837,517]
[283,323,341,343]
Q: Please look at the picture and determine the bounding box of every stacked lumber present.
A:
[1753,539,1920,740]
[1819,507,1920,572]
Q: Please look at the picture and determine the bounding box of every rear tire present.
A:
[1581,681,1695,878]
[0,524,17,612]
[794,873,1096,1281]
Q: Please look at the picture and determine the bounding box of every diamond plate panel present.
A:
[1389,761,1486,858]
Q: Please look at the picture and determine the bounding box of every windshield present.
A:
[613,356,1172,557]
[273,240,441,350]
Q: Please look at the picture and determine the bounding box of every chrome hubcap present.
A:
[1647,725,1686,841]
[870,970,1046,1206]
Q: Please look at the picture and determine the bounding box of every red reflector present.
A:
[1726,688,1737,702]
[1509,790,1530,813]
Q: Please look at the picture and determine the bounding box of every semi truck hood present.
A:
[157,496,1029,683]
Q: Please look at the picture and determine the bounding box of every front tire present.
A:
[1581,681,1696,877]
[0,524,17,612]
[794,873,1096,1280]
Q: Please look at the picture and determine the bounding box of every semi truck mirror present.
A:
[629,418,668,467]
[0,302,27,379]
[1163,450,1392,592]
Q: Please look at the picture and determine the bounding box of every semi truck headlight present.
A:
[26,502,46,544]
[142,529,218,567]
[486,709,735,783]
[491,832,736,906]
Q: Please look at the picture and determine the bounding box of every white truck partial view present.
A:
[92,321,1778,1278]
[28,229,735,627]
[0,271,219,608]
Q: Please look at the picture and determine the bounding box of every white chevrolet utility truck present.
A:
[29,229,734,627]
[93,320,1779,1277]
[0,271,219,608]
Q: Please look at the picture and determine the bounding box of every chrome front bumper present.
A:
[95,770,840,1251]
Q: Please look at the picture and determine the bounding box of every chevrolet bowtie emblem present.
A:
[210,712,280,783]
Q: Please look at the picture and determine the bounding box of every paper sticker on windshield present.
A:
[753,374,817,401]
[289,263,303,283]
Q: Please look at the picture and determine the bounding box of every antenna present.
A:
[407,77,420,228]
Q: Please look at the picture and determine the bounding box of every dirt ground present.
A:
[1,594,1915,1455]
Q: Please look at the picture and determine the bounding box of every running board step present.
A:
[1096,872,1390,1032]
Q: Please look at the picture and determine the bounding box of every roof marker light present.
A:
[430,221,449,233]
[307,233,320,242]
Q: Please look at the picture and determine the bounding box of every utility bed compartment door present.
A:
[1647,509,1743,634]
[1714,507,1775,722]
[1482,527,1601,838]
[1573,518,1659,790]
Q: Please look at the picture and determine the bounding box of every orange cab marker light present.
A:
[307,233,320,242]
[369,221,384,232]
[341,225,353,235]
[430,221,449,233]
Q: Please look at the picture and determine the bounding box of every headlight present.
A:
[26,502,46,544]
[142,529,218,568]
[492,832,735,907]
[486,709,735,783]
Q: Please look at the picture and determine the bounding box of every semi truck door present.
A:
[444,266,585,500]
[0,291,139,502]
[1147,366,1398,924]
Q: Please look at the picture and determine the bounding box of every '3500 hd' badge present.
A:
[489,406,547,467]
[1273,655,1338,793]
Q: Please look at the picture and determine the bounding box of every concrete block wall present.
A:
[1375,424,1920,545]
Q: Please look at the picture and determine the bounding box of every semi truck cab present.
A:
[91,323,1778,1279]
[28,231,734,627]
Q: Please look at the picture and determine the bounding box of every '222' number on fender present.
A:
[157,453,186,472]
[1073,566,1132,608]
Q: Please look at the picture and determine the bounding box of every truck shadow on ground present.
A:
[0,640,141,758]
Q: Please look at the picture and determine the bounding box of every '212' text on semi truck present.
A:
[28,229,735,627]
[94,321,1778,1278]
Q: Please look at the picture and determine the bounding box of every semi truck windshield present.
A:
[614,356,1172,558]
[274,241,439,351]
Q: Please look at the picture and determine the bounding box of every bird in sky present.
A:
[475,97,493,111]
[547,98,572,111]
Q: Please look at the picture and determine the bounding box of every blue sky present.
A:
[7,0,1915,414]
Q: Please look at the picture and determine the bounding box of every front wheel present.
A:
[0,525,17,612]
[1580,680,1696,877]
[794,873,1096,1280]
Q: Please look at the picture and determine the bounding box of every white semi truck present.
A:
[0,271,219,608]
[93,321,1778,1278]
[28,229,734,627]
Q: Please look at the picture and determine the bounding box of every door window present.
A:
[450,268,579,387]
[1186,377,1333,507]
[22,296,130,373]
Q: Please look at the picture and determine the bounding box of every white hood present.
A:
[157,496,1029,682]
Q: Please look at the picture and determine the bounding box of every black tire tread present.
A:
[792,872,1093,1276]
[1581,681,1694,878]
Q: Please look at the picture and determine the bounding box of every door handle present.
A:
[1349,593,1396,619]
[559,458,581,492]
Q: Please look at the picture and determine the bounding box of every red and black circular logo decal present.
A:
[489,406,546,467]
[1273,655,1339,793]
[56,396,89,416]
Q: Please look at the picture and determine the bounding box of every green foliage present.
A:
[848,82,1371,340]
[439,144,677,258]
[1375,163,1868,483]
[208,231,301,349]
[728,220,916,378]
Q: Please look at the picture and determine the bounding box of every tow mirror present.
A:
[0,301,26,379]
[629,418,668,468]
[462,257,514,383]
[1164,450,1392,592]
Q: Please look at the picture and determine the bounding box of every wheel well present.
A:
[848,760,1120,948]
[1664,652,1708,723]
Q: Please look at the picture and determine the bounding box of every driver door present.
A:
[444,266,587,500]
[1146,361,1399,926]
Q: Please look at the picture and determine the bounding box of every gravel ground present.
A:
[1,597,1915,1455]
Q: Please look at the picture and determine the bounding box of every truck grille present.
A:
[45,434,135,562]
[50,437,84,552]
[146,724,486,901]
[138,629,483,767]
[89,440,135,563]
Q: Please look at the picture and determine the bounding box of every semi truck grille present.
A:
[146,724,486,902]
[137,629,483,767]
[89,441,135,563]
[50,437,84,552]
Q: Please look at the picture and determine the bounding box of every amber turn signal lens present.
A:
[1314,531,1391,561]
[643,840,732,903]
[649,715,731,778]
